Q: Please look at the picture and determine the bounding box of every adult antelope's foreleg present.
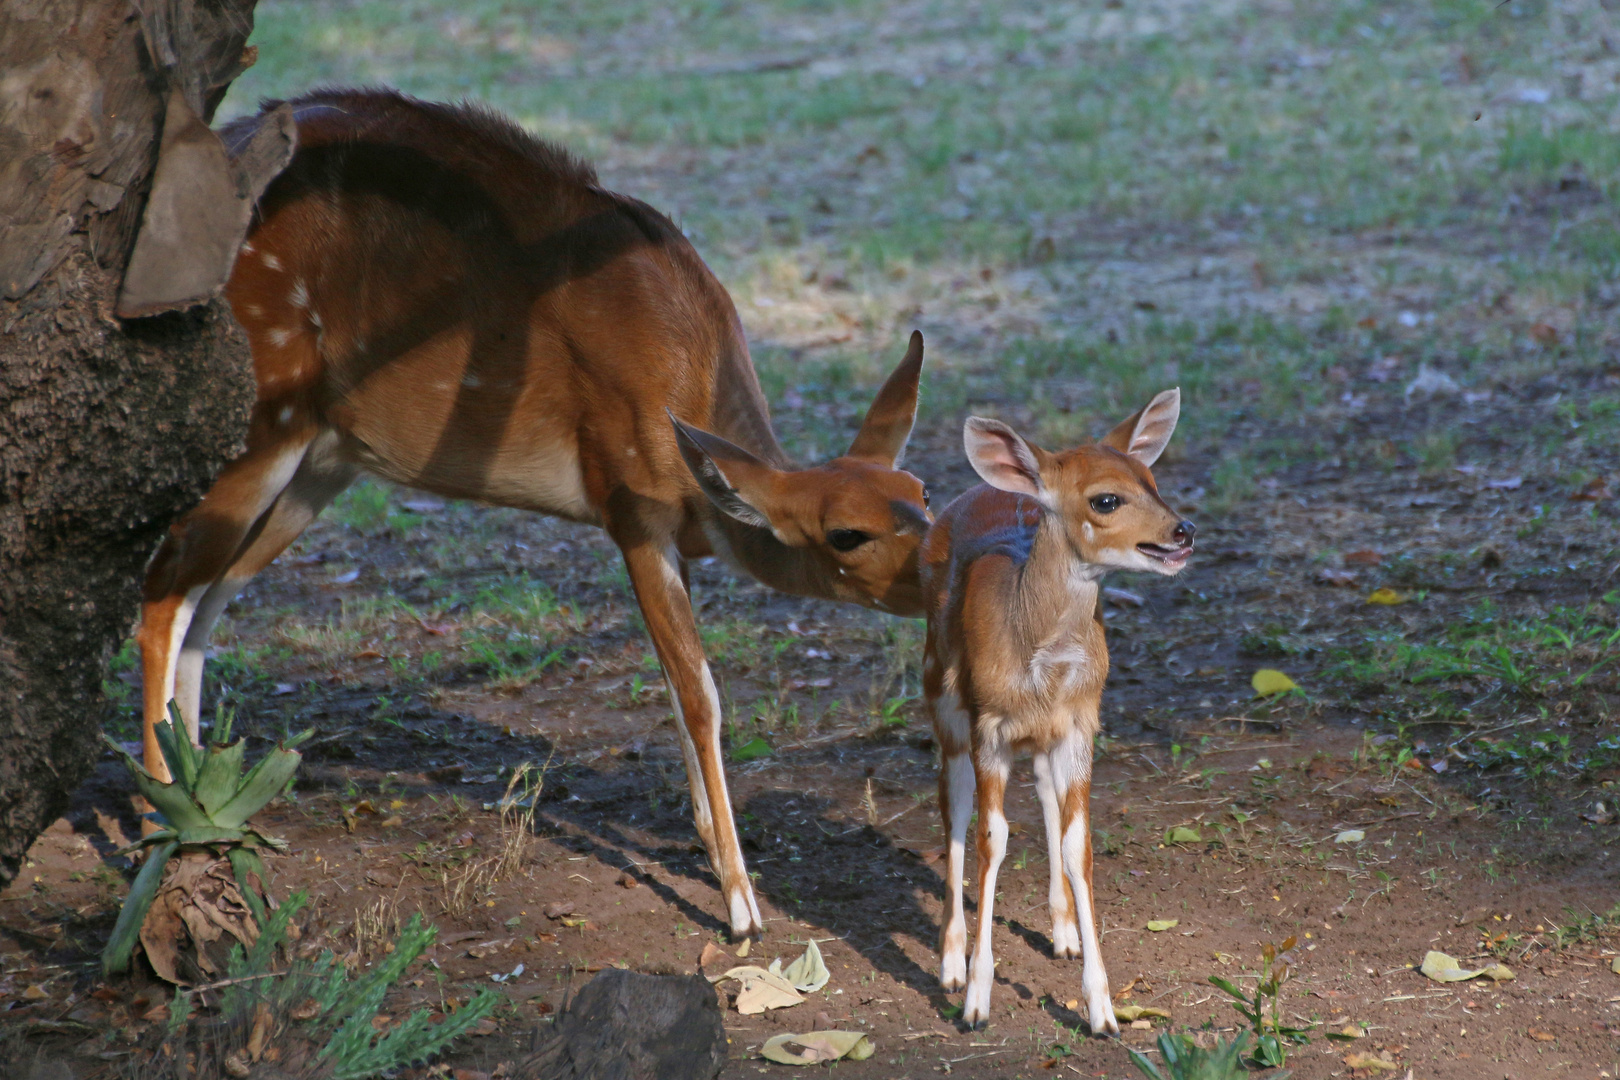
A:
[616,538,762,940]
[1033,750,1082,959]
[963,739,1011,1027]
[1051,728,1117,1036]
[139,414,315,778]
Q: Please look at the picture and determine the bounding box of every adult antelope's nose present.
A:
[1172,520,1196,547]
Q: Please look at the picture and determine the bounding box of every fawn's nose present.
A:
[1172,520,1196,547]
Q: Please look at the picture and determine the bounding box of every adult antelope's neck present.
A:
[691,327,838,600]
[703,327,791,469]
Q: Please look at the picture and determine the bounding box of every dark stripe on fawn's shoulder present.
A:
[952,494,1042,570]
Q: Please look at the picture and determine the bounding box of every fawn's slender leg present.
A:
[1052,727,1118,1035]
[962,738,1011,1026]
[1034,749,1082,959]
[616,537,762,939]
[935,691,975,990]
[171,433,356,737]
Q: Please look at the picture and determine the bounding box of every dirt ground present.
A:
[4,355,1619,1078]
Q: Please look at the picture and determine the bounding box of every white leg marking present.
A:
[1034,751,1081,958]
[940,747,973,991]
[173,576,248,740]
[1052,731,1116,1036]
[963,747,1010,1026]
[160,584,209,744]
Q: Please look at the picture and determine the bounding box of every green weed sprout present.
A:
[1209,937,1312,1069]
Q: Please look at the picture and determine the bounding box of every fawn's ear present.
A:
[964,417,1047,500]
[846,331,925,466]
[670,413,780,531]
[1101,388,1180,467]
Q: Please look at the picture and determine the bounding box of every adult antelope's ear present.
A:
[670,412,781,531]
[1101,387,1180,467]
[846,331,924,466]
[964,417,1048,500]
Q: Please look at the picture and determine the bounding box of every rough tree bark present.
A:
[0,0,290,887]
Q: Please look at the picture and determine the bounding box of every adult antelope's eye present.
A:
[921,485,931,508]
[827,528,872,552]
[1089,494,1122,514]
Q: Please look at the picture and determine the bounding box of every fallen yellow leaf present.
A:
[1343,1051,1400,1071]
[1366,588,1406,605]
[1251,669,1298,696]
[1114,1004,1171,1021]
[1146,919,1179,932]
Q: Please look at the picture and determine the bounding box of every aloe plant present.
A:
[102,704,311,976]
[1129,1030,1285,1080]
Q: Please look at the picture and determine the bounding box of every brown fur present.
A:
[921,392,1193,1030]
[137,89,931,941]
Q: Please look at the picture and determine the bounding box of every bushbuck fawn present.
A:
[138,88,933,940]
[919,390,1193,1030]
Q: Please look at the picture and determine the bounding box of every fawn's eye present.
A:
[1089,494,1122,514]
[921,485,931,508]
[827,528,872,552]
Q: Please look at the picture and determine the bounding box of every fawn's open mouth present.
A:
[1137,542,1193,566]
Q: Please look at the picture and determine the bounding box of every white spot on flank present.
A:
[240,242,256,255]
[289,279,309,309]
[261,251,283,271]
[268,328,293,348]
[242,304,263,318]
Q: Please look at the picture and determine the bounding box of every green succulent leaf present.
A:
[193,738,248,817]
[113,830,177,856]
[102,840,177,976]
[131,768,214,831]
[240,829,289,851]
[228,847,270,927]
[213,734,310,829]
[158,707,200,788]
[175,825,247,846]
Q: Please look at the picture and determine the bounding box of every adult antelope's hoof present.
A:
[940,954,967,991]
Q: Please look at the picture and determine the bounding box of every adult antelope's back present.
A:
[920,390,1194,1030]
[139,88,932,940]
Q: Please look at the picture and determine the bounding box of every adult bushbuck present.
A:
[137,88,933,941]
[919,390,1193,1030]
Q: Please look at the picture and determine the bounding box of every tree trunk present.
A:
[0,0,280,887]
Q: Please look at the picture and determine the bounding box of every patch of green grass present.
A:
[1336,601,1620,698]
[226,0,1613,266]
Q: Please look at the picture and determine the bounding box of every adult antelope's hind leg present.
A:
[1034,750,1082,959]
[616,538,762,940]
[1052,728,1117,1036]
[963,739,1011,1027]
[170,433,356,740]
[139,412,316,778]
[935,703,974,990]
